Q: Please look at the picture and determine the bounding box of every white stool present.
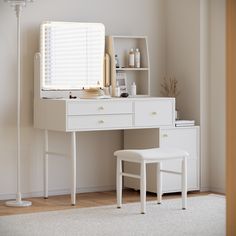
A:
[114,148,188,214]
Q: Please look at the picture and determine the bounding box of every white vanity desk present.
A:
[34,22,189,205]
[34,96,175,205]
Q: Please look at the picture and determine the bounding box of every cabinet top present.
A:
[41,97,175,103]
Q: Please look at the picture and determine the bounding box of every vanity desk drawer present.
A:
[67,101,133,115]
[134,100,174,127]
[67,114,133,130]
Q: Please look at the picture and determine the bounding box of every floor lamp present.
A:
[4,0,33,207]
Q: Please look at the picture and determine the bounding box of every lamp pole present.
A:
[5,0,33,207]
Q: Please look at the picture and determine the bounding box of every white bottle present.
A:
[115,81,120,97]
[131,82,137,96]
[135,48,140,68]
[129,48,135,68]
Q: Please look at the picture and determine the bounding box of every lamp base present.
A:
[5,200,32,207]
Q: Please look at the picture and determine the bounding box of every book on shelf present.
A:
[175,120,195,127]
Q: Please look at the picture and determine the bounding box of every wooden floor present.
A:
[0,190,211,216]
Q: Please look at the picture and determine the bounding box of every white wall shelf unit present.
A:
[106,36,150,96]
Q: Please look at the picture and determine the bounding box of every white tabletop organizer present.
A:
[106,36,150,96]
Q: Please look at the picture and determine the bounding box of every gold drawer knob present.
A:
[98,120,105,124]
[151,111,157,115]
[162,134,168,138]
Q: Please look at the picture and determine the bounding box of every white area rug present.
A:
[0,194,225,236]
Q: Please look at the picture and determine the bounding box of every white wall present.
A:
[209,0,226,193]
[165,0,211,191]
[164,0,226,193]
[165,0,201,123]
[0,0,226,200]
[0,0,166,200]
[200,0,211,192]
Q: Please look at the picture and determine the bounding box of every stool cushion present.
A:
[114,148,189,162]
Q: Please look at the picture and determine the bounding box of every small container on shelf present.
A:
[115,54,120,68]
[131,82,137,96]
[135,48,141,68]
[128,48,135,68]
[114,81,121,97]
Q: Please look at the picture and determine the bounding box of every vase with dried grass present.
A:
[161,77,180,120]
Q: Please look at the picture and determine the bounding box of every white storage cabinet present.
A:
[159,127,200,193]
[124,126,200,193]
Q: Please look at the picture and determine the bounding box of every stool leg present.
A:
[140,161,146,214]
[156,162,162,204]
[181,156,187,210]
[117,158,122,208]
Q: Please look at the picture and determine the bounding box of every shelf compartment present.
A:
[106,35,150,96]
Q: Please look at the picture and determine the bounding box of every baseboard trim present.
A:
[0,185,116,201]
[209,187,226,194]
[200,186,226,194]
[200,187,210,192]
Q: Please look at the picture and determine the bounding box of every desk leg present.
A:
[71,132,76,206]
[44,130,48,199]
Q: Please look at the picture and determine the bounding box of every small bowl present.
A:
[120,93,129,98]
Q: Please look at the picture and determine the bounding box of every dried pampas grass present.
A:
[161,77,180,98]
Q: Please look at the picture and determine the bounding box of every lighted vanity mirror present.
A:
[40,22,105,90]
